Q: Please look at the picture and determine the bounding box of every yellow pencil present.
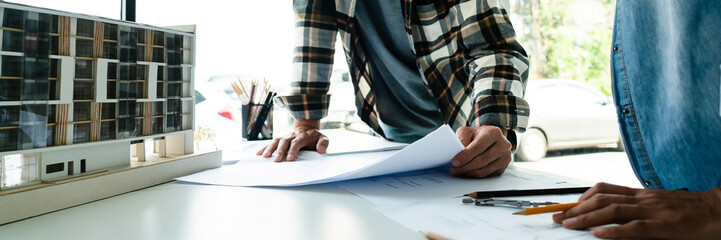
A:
[513,201,583,215]
[421,231,453,240]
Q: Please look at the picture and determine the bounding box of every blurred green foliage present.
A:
[513,0,615,95]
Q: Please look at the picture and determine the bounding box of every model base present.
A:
[0,150,222,225]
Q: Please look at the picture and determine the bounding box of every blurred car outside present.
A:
[514,79,623,162]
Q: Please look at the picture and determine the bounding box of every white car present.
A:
[514,79,623,161]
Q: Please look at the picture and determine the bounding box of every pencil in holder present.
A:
[241,103,273,140]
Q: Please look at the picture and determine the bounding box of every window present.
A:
[2,154,40,189]
[76,19,94,37]
[75,39,94,58]
[2,55,23,77]
[46,125,55,146]
[153,31,164,46]
[167,51,182,65]
[21,79,50,101]
[107,81,116,99]
[152,117,163,134]
[46,105,57,124]
[100,121,116,140]
[104,23,118,41]
[51,36,59,55]
[0,106,20,127]
[165,34,183,51]
[119,64,136,81]
[135,28,145,44]
[135,119,143,135]
[167,83,181,98]
[136,82,145,99]
[73,123,90,143]
[152,47,164,63]
[102,41,118,59]
[118,100,135,117]
[0,129,18,151]
[166,115,180,132]
[152,102,163,116]
[175,35,184,49]
[120,28,137,46]
[0,79,21,101]
[74,59,93,79]
[157,66,164,80]
[73,102,91,121]
[167,99,181,114]
[24,57,47,78]
[136,64,146,81]
[49,79,59,100]
[119,47,137,63]
[73,81,94,100]
[45,162,63,174]
[106,62,118,80]
[156,83,164,98]
[20,104,48,125]
[116,117,136,138]
[101,103,116,119]
[165,34,176,49]
[50,59,60,79]
[137,47,145,62]
[127,82,137,98]
[3,8,24,29]
[50,15,58,34]
[2,30,23,52]
[119,82,134,99]
[134,102,144,117]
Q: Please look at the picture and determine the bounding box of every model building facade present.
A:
[0,3,195,190]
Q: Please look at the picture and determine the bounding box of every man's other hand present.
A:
[449,125,512,178]
[552,182,721,239]
[256,120,329,162]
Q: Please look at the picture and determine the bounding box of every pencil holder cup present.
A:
[241,103,273,141]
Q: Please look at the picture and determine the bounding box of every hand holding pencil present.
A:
[513,201,584,215]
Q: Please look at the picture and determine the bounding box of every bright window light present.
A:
[1,153,40,189]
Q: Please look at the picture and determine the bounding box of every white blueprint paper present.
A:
[376,194,597,240]
[220,129,408,162]
[176,125,464,187]
[335,168,580,206]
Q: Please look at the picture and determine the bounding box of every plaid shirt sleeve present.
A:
[274,0,337,120]
[464,2,530,132]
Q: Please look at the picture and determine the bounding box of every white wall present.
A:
[41,141,129,180]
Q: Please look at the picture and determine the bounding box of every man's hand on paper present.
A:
[257,119,329,162]
[449,125,512,178]
[552,182,721,239]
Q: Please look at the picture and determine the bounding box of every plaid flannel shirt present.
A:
[276,0,530,138]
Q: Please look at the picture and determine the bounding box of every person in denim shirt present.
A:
[553,1,721,239]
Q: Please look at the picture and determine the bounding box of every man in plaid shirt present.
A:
[259,0,529,179]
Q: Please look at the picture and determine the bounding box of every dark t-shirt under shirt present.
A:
[354,0,443,143]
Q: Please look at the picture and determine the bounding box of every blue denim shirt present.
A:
[612,0,721,192]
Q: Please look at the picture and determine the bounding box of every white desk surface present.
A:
[0,131,601,240]
[0,180,425,240]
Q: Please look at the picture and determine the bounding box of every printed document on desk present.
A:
[377,194,596,240]
[176,125,464,187]
[335,168,579,206]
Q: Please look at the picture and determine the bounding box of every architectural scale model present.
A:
[0,2,221,224]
